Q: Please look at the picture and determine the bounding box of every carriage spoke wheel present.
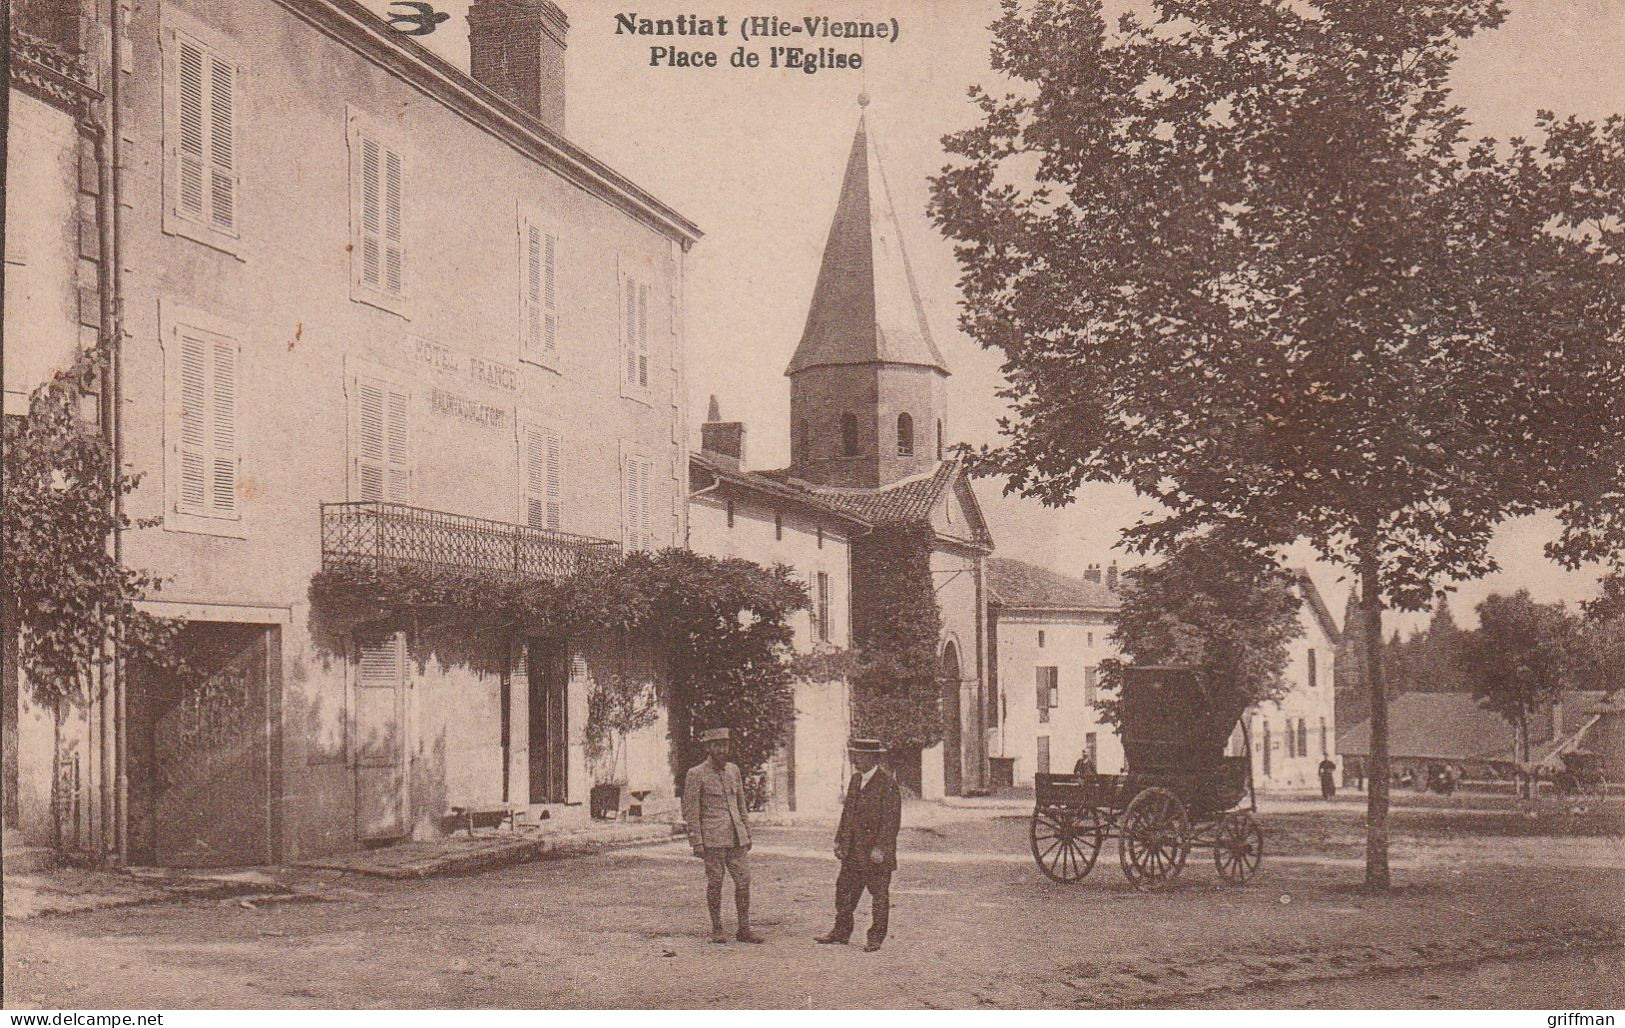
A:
[1213,811,1264,884]
[1118,787,1189,892]
[1030,806,1105,883]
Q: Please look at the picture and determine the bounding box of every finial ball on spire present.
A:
[857,91,870,108]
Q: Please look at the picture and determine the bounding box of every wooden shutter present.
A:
[522,424,563,531]
[176,41,207,221]
[623,454,651,551]
[636,283,649,387]
[522,225,559,360]
[543,232,557,353]
[638,458,652,548]
[355,378,410,502]
[624,278,638,386]
[1036,668,1047,710]
[175,330,238,518]
[357,135,404,296]
[174,37,237,231]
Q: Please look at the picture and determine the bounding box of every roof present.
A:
[1294,571,1342,646]
[987,557,1121,612]
[1338,693,1515,761]
[771,459,994,550]
[285,0,701,247]
[690,451,870,531]
[784,111,948,376]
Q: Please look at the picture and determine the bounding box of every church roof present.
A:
[988,558,1121,612]
[784,111,949,377]
[758,459,994,550]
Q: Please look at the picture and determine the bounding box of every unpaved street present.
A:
[4,801,1623,1009]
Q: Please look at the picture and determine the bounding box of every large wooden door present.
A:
[355,635,408,841]
[527,642,567,803]
[151,623,276,866]
[940,642,963,796]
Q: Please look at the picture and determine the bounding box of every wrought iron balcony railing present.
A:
[321,502,622,582]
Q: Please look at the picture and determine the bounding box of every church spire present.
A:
[784,106,948,377]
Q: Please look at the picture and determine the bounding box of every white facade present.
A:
[687,455,860,813]
[1242,581,1340,791]
[990,611,1124,786]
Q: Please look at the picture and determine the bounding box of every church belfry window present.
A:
[840,412,860,457]
[897,413,914,457]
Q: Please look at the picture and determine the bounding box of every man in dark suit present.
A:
[815,738,902,952]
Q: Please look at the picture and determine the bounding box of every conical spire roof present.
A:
[785,109,949,377]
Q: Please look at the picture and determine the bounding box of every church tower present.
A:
[786,99,950,489]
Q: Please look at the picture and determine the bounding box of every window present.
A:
[1320,717,1328,757]
[622,274,650,391]
[1087,632,1094,647]
[349,113,405,305]
[774,511,783,541]
[840,412,859,457]
[896,413,913,457]
[936,419,944,460]
[1084,666,1098,706]
[725,498,735,529]
[1036,666,1059,724]
[1285,719,1296,758]
[519,422,563,530]
[816,572,831,643]
[1037,630,1045,649]
[167,30,239,242]
[1307,648,1317,690]
[1297,718,1308,758]
[1262,721,1272,777]
[169,325,240,520]
[351,376,411,502]
[623,452,654,551]
[520,216,558,364]
[816,526,824,549]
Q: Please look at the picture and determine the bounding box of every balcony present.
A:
[321,502,621,582]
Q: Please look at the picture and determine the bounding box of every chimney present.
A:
[1106,561,1120,592]
[1084,564,1101,584]
[467,1,569,133]
[700,395,747,467]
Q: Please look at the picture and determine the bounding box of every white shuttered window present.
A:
[353,378,411,502]
[521,423,564,530]
[173,34,238,233]
[174,330,240,519]
[623,276,649,390]
[623,453,653,551]
[521,219,558,361]
[352,127,405,298]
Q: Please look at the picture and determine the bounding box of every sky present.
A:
[365,0,1625,631]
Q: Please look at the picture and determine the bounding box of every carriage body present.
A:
[1028,666,1263,889]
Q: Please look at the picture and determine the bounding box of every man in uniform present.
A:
[815,738,902,952]
[682,728,764,944]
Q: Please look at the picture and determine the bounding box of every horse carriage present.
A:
[1029,666,1263,891]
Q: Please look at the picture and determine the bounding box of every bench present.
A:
[447,804,517,836]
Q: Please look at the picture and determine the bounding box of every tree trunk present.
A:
[1360,550,1390,891]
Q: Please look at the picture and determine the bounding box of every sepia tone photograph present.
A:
[2,0,1623,1012]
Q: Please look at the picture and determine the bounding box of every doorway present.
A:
[940,641,963,796]
[527,641,568,804]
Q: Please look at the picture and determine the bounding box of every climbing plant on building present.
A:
[2,344,186,708]
[847,525,945,752]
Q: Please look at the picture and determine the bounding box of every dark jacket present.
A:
[835,766,902,871]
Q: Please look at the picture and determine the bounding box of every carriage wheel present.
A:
[1030,807,1105,883]
[1213,811,1264,884]
[1118,787,1189,892]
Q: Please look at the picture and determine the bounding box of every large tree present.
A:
[1465,590,1574,796]
[931,1,1624,888]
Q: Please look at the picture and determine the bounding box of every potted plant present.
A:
[584,659,659,818]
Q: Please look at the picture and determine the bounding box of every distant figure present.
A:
[1073,747,1097,778]
[816,738,902,953]
[1318,757,1337,800]
[682,728,763,944]
[1353,759,1365,792]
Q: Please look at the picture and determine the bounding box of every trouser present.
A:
[1320,775,1335,800]
[831,862,891,944]
[702,846,751,929]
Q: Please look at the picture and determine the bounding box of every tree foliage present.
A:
[2,345,183,707]
[1465,589,1575,793]
[930,0,1624,887]
[848,526,946,751]
[309,548,807,788]
[1099,533,1303,729]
